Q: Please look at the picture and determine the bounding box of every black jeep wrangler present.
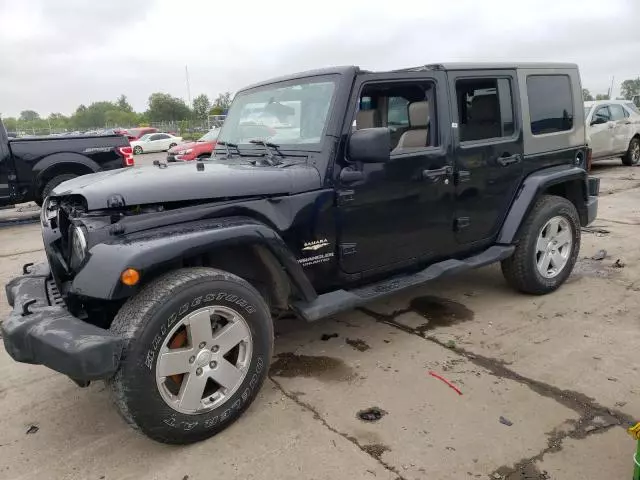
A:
[2,63,599,444]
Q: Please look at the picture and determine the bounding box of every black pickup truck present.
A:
[0,119,133,206]
[2,63,599,445]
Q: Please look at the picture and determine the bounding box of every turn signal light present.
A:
[121,268,140,286]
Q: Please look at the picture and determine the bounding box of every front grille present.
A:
[46,277,65,306]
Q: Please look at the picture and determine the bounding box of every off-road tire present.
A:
[36,174,78,206]
[133,145,143,155]
[108,267,273,444]
[501,195,580,295]
[622,137,640,166]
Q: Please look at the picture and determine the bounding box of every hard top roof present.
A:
[239,63,578,92]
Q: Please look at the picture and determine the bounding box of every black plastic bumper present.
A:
[586,176,600,225]
[2,263,123,381]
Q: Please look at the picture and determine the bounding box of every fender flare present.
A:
[34,153,100,189]
[497,165,587,244]
[71,216,317,303]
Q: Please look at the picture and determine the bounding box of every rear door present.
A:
[609,104,632,153]
[448,71,523,246]
[589,106,614,158]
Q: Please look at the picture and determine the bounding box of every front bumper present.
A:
[2,263,123,381]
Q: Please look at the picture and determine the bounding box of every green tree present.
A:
[19,110,40,122]
[209,106,224,116]
[192,94,211,119]
[146,93,191,122]
[116,94,133,113]
[48,113,70,132]
[213,92,233,112]
[582,89,594,101]
[595,93,610,101]
[620,78,640,100]
[2,117,18,132]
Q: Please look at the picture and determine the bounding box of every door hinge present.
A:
[455,217,470,230]
[340,243,357,256]
[337,190,355,206]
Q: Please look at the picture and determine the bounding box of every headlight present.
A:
[177,148,193,155]
[69,225,87,269]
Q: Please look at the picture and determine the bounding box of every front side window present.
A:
[456,78,515,142]
[218,76,337,147]
[593,106,611,124]
[527,75,574,135]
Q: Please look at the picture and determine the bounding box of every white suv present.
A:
[584,100,640,165]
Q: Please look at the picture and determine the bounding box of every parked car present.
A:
[167,129,220,161]
[131,133,183,154]
[2,63,599,445]
[584,100,640,165]
[0,117,133,206]
[124,127,158,141]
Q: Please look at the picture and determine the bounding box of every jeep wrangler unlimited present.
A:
[2,63,599,444]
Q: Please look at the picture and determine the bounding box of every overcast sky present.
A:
[0,0,639,117]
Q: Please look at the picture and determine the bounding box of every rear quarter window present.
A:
[527,75,574,135]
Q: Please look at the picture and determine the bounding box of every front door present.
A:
[337,72,455,275]
[0,140,12,201]
[589,105,614,158]
[449,71,524,246]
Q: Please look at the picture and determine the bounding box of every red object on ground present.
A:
[428,371,463,395]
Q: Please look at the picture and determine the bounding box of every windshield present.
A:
[217,76,337,148]
[199,129,220,142]
[138,134,151,141]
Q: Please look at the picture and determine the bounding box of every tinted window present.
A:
[527,75,574,135]
[456,78,514,142]
[593,106,611,123]
[609,104,625,121]
[156,134,170,140]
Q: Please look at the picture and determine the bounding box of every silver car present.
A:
[584,100,640,165]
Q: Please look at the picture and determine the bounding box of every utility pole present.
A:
[185,65,192,109]
[608,76,615,99]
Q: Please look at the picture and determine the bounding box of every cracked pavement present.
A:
[1,159,640,479]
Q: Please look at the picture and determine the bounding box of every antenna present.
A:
[185,65,192,108]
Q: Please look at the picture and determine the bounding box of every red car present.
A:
[124,127,158,141]
[167,129,219,161]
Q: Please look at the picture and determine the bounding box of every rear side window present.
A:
[527,75,574,135]
[456,77,515,142]
[609,104,625,121]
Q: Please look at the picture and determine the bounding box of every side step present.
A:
[292,245,515,322]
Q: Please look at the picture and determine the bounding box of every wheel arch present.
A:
[33,153,99,196]
[71,217,316,310]
[498,165,588,244]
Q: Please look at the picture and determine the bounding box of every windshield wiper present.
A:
[249,140,282,166]
[216,140,240,158]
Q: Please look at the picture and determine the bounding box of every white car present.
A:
[131,133,183,154]
[584,100,640,165]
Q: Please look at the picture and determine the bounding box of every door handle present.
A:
[496,154,522,167]
[421,165,452,181]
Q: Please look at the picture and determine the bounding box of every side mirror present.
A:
[591,117,606,126]
[348,127,390,163]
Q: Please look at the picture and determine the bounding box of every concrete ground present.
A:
[0,159,639,480]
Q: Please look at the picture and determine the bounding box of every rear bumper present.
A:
[586,176,600,225]
[2,263,123,381]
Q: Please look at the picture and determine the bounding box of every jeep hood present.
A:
[51,160,321,210]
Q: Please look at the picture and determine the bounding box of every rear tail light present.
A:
[118,146,135,167]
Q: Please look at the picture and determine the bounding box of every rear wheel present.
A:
[36,173,78,206]
[108,267,273,444]
[501,195,580,294]
[622,137,640,166]
[133,145,143,155]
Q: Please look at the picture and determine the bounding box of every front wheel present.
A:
[501,195,580,295]
[108,267,273,444]
[622,137,640,166]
